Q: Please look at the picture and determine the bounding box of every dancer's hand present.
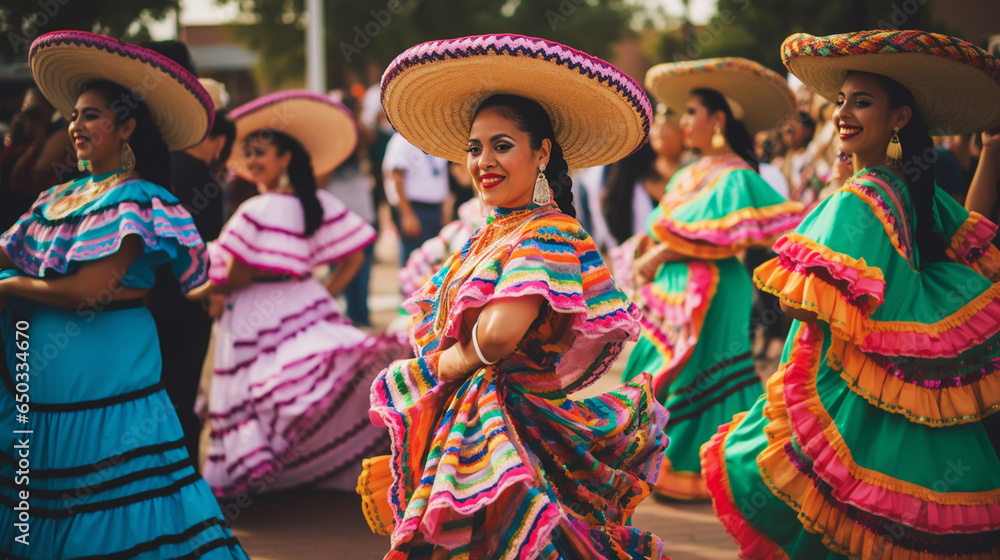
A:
[205,294,227,320]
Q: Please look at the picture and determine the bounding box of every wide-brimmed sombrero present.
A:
[380,34,651,169]
[29,31,213,151]
[228,90,357,177]
[645,57,795,135]
[781,29,1000,135]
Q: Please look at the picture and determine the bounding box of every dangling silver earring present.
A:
[532,164,551,205]
[120,142,136,172]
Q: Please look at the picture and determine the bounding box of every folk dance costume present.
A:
[703,30,1000,559]
[358,35,669,559]
[203,91,410,497]
[622,58,804,500]
[0,31,247,559]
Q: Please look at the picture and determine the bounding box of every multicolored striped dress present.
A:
[621,153,803,500]
[204,190,410,497]
[703,167,1000,559]
[359,202,669,559]
[0,172,248,559]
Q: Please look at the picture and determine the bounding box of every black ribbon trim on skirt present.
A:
[0,472,202,518]
[0,457,194,499]
[0,438,187,478]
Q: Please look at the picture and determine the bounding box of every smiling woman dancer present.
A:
[200,90,409,498]
[0,31,247,559]
[357,34,669,559]
[703,29,1000,559]
[621,58,804,501]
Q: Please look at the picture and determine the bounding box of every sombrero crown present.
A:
[29,31,214,151]
[228,90,358,178]
[781,29,1000,135]
[380,34,651,169]
[644,57,795,135]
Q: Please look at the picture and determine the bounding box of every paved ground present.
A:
[209,227,758,559]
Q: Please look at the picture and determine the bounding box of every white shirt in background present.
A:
[758,162,790,199]
[382,133,449,206]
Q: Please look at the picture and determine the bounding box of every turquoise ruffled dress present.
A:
[0,172,248,559]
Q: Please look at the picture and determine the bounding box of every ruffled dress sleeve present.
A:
[753,187,893,342]
[209,191,375,284]
[404,210,641,392]
[934,186,1000,281]
[0,178,207,293]
[648,166,804,259]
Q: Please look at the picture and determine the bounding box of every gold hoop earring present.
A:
[711,124,726,149]
[885,128,903,168]
[533,164,551,205]
[120,142,136,172]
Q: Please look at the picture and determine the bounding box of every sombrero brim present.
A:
[29,31,213,151]
[645,57,795,135]
[380,34,651,169]
[229,90,357,177]
[782,30,1000,135]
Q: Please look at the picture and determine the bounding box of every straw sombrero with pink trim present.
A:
[781,29,1000,135]
[29,31,213,151]
[644,57,795,135]
[380,34,652,169]
[228,90,357,178]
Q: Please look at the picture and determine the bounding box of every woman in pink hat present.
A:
[358,34,669,560]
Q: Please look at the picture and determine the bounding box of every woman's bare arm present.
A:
[437,294,546,381]
[0,235,145,308]
[965,129,1000,217]
[324,248,364,297]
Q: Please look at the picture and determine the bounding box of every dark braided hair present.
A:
[869,72,947,265]
[83,80,171,189]
[245,129,324,236]
[691,88,759,172]
[473,95,575,218]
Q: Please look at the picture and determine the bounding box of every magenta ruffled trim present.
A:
[782,326,1000,535]
[663,210,803,248]
[953,217,999,266]
[772,236,886,309]
[858,299,1000,359]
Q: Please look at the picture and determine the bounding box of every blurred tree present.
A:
[227,0,643,89]
[649,0,952,71]
[1,0,178,59]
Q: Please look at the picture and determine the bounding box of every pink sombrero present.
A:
[228,90,358,178]
[781,29,1000,135]
[380,34,651,169]
[29,31,213,151]
[645,57,795,135]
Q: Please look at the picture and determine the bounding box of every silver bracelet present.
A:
[471,317,497,365]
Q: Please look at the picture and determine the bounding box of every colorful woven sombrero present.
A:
[380,34,651,169]
[645,57,795,135]
[782,29,1000,135]
[228,90,358,177]
[29,31,213,151]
